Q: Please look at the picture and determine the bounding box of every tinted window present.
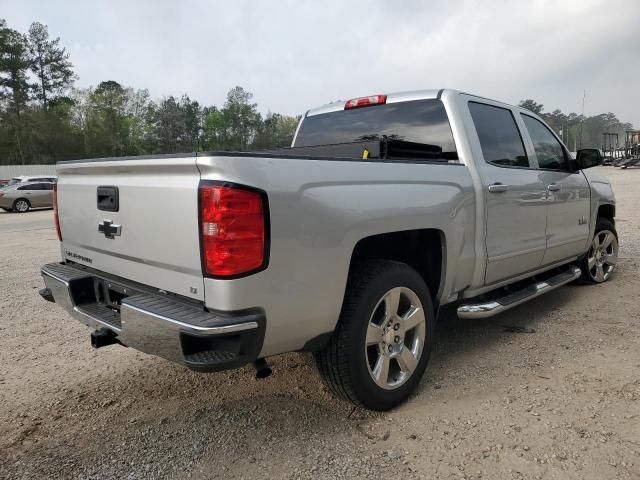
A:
[17,183,42,191]
[521,115,567,171]
[469,102,529,168]
[39,183,53,190]
[294,99,457,161]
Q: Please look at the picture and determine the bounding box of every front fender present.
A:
[584,168,616,245]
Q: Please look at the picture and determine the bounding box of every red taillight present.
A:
[199,183,267,277]
[53,183,62,241]
[344,94,387,110]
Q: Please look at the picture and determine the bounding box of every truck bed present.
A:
[55,149,475,357]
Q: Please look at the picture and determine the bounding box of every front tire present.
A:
[315,260,434,410]
[580,218,618,283]
[13,198,30,213]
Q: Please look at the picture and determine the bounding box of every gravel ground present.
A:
[1,167,639,480]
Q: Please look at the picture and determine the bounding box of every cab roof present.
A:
[306,89,445,117]
[305,88,522,118]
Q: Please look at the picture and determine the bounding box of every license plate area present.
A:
[92,277,134,313]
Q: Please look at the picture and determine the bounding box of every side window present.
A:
[42,183,53,190]
[521,115,567,171]
[18,183,42,191]
[469,102,529,168]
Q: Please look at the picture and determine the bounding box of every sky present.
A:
[2,0,639,126]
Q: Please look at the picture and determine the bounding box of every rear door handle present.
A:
[547,184,561,192]
[488,183,509,193]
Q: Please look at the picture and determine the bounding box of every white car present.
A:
[8,175,58,186]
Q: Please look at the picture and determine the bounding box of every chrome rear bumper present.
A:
[41,262,265,371]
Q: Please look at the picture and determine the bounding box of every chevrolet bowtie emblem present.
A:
[98,219,122,239]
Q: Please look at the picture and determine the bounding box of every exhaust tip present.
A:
[253,358,272,379]
[39,287,55,303]
[91,328,120,349]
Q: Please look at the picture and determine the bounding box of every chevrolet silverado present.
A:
[40,89,617,410]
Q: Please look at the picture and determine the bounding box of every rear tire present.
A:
[13,198,30,213]
[579,218,618,283]
[315,260,435,411]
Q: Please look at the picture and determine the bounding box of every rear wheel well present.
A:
[349,229,444,306]
[597,204,615,223]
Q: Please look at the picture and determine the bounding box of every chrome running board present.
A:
[457,265,581,319]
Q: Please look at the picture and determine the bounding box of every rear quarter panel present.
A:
[197,155,476,357]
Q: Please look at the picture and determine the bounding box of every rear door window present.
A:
[469,102,530,168]
[294,99,458,162]
[521,115,568,171]
[18,184,43,191]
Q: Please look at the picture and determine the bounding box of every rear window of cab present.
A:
[294,99,458,162]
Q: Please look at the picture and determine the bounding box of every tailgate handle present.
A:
[97,186,119,212]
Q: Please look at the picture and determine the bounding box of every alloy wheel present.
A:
[365,286,426,390]
[587,229,618,282]
[15,200,29,213]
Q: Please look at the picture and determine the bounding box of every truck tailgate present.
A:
[55,155,204,300]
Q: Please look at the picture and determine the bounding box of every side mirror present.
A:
[575,148,603,170]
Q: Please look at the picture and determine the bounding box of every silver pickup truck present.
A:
[40,89,617,410]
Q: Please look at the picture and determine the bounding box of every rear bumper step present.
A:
[40,262,265,372]
[457,265,581,319]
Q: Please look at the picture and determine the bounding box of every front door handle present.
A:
[547,183,561,192]
[488,183,509,193]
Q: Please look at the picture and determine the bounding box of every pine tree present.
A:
[0,19,31,117]
[27,22,75,110]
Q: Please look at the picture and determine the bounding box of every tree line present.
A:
[1,18,635,165]
[518,99,633,151]
[0,19,299,165]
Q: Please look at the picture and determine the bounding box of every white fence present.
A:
[0,164,57,179]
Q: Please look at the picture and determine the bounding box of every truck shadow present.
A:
[413,282,585,396]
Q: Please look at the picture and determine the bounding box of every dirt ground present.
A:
[1,167,639,480]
